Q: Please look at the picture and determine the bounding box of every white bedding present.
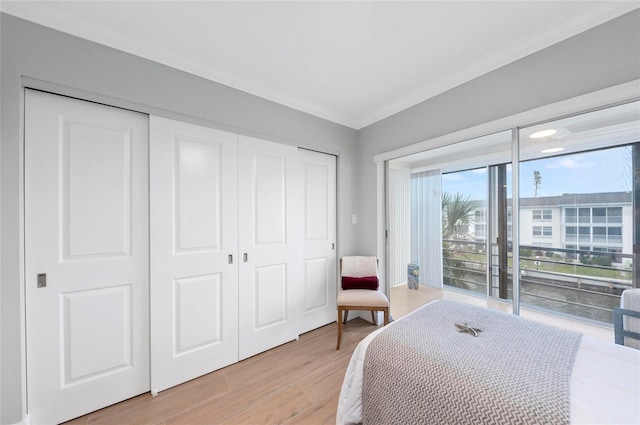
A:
[337,302,640,425]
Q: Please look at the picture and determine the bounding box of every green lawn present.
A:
[519,258,630,280]
[449,251,631,281]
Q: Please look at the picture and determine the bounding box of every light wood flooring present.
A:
[64,318,376,425]
[66,285,614,424]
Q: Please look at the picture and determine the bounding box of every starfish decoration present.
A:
[455,322,483,337]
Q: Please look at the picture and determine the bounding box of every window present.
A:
[533,226,552,237]
[441,167,489,296]
[593,226,606,243]
[533,209,552,220]
[578,226,590,242]
[608,227,622,243]
[593,207,606,223]
[607,207,622,223]
[516,130,634,319]
[387,100,637,328]
[565,208,577,223]
[579,208,591,223]
[565,226,577,241]
[569,207,622,224]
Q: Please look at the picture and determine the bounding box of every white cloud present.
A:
[546,157,594,169]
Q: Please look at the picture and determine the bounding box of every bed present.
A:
[337,300,640,425]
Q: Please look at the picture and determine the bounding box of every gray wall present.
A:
[355,9,640,255]
[2,8,640,424]
[0,14,358,423]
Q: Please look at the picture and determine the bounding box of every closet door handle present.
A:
[37,273,47,288]
[243,253,248,263]
[228,254,233,264]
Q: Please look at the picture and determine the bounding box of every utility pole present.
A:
[533,170,542,197]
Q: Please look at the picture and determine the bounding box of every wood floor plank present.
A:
[281,394,339,425]
[221,384,311,425]
[62,319,382,425]
[85,373,230,425]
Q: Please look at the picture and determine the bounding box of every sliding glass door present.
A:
[389,131,511,293]
[441,168,488,296]
[518,102,639,323]
[386,99,638,325]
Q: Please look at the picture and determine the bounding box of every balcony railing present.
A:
[442,240,633,324]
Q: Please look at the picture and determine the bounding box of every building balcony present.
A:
[442,241,632,325]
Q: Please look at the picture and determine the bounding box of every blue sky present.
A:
[441,145,632,200]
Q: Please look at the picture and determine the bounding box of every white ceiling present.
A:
[1,1,638,129]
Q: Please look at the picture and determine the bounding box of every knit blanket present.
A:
[362,300,583,425]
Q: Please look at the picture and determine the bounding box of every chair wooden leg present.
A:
[337,307,343,350]
[337,306,389,350]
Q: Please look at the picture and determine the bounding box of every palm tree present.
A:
[441,192,478,289]
[442,192,477,239]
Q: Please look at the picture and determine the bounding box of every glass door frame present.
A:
[375,81,640,318]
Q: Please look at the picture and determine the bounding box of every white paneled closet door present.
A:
[299,149,337,334]
[238,135,302,360]
[150,117,239,393]
[25,90,150,424]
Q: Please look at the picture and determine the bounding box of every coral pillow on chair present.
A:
[341,275,379,290]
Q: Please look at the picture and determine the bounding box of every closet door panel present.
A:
[25,90,149,424]
[238,135,301,360]
[150,117,238,393]
[299,150,337,334]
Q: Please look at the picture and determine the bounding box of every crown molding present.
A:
[357,2,640,130]
[2,1,638,130]
[0,1,358,128]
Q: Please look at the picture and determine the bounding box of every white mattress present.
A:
[336,302,640,425]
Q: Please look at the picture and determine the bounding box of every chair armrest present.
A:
[613,307,640,346]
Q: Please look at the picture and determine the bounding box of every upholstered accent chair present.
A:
[336,256,389,350]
